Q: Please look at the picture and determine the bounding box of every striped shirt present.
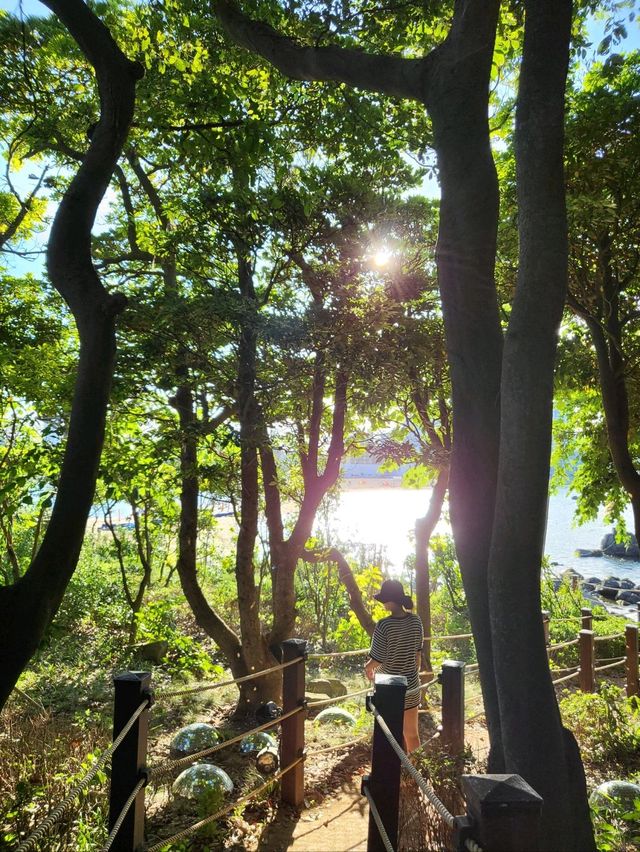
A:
[369,613,423,708]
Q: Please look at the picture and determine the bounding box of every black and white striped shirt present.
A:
[369,613,423,703]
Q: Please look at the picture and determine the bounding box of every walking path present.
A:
[257,780,368,851]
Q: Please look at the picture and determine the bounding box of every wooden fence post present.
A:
[626,624,639,698]
[457,774,543,852]
[581,608,593,631]
[364,673,406,852]
[441,660,465,755]
[108,671,151,852]
[541,611,550,653]
[280,638,307,808]
[579,629,595,692]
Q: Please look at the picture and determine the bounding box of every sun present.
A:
[372,248,392,267]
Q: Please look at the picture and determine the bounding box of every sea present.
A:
[326,483,640,587]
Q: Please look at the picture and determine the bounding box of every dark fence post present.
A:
[626,624,639,698]
[280,638,307,808]
[457,774,543,852]
[441,660,465,755]
[581,608,593,631]
[579,629,595,692]
[364,673,406,852]
[108,671,151,851]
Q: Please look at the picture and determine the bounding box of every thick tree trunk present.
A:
[489,2,595,849]
[415,467,448,673]
[426,0,504,766]
[0,0,141,711]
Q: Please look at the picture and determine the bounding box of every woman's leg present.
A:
[403,705,420,753]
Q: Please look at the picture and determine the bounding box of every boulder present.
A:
[172,763,233,800]
[619,579,636,590]
[597,585,620,600]
[581,582,596,593]
[138,640,168,663]
[601,533,640,559]
[562,568,583,580]
[575,549,602,558]
[616,590,640,605]
[586,577,602,585]
[315,707,357,727]
[307,678,348,698]
[305,691,331,704]
[170,723,219,759]
[603,576,621,588]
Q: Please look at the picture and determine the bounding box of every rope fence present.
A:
[12,614,639,852]
[16,697,150,852]
[156,656,301,700]
[371,704,456,830]
[362,785,395,852]
[147,705,304,783]
[145,757,304,852]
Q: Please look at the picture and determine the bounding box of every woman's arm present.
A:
[364,656,381,681]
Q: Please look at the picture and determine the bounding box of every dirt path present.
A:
[256,780,369,852]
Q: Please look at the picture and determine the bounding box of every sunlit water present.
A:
[322,485,640,585]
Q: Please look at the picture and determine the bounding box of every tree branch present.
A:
[214,0,425,101]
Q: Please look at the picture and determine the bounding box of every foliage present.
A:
[591,795,640,852]
[559,684,640,767]
[327,564,386,652]
[134,597,219,680]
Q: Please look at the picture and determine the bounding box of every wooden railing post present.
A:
[108,671,151,851]
[626,624,639,698]
[441,660,465,755]
[280,638,307,808]
[457,774,543,852]
[579,629,595,692]
[581,607,593,631]
[364,673,406,852]
[541,611,550,654]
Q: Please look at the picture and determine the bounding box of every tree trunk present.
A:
[0,0,141,711]
[489,2,595,848]
[304,547,375,637]
[583,312,640,543]
[426,1,504,766]
[415,467,448,673]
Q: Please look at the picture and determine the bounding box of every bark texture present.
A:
[489,2,594,848]
[0,0,142,711]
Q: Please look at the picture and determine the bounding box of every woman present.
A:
[364,579,423,753]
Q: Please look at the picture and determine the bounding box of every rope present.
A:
[307,686,371,708]
[594,657,626,672]
[307,734,369,756]
[16,698,149,852]
[552,670,581,686]
[548,639,579,652]
[148,705,304,782]
[371,705,456,829]
[465,837,484,852]
[144,756,304,851]
[362,785,395,852]
[156,657,302,700]
[308,648,369,659]
[424,632,473,642]
[465,710,486,723]
[594,633,625,643]
[549,664,580,675]
[102,777,146,851]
